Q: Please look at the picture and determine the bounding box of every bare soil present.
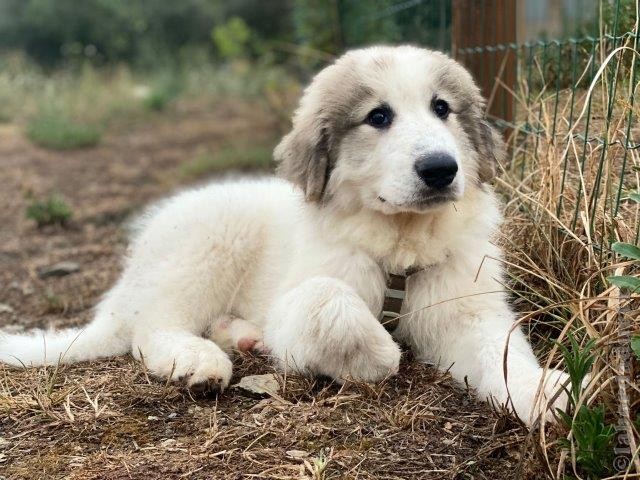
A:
[0,100,547,479]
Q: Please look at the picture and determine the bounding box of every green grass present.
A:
[556,334,617,479]
[558,405,616,479]
[143,89,174,112]
[25,194,73,227]
[0,53,300,148]
[142,75,183,112]
[181,144,274,179]
[26,110,102,150]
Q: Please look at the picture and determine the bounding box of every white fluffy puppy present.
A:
[0,46,573,424]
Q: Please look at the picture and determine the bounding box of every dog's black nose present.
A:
[414,153,458,189]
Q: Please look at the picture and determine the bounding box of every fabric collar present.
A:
[380,266,426,332]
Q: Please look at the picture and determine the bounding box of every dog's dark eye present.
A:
[366,107,393,129]
[432,99,450,120]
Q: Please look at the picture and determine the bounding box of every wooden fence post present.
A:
[452,0,517,127]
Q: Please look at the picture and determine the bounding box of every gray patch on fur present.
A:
[275,57,374,202]
[432,56,506,183]
[274,115,331,202]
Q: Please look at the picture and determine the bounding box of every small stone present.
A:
[232,373,280,396]
[37,261,80,279]
[147,415,160,421]
[286,450,309,460]
[10,281,34,296]
[0,304,14,314]
[167,412,178,419]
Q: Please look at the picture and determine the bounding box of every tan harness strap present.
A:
[380,267,425,333]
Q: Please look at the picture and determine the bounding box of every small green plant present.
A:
[608,241,640,292]
[631,335,640,360]
[211,17,252,60]
[310,450,330,479]
[556,334,616,479]
[181,145,273,179]
[143,75,183,112]
[144,89,172,111]
[26,194,73,227]
[558,405,616,479]
[557,333,597,405]
[26,110,101,150]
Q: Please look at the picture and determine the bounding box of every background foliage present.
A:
[0,0,453,68]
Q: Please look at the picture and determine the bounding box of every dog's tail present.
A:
[0,309,130,367]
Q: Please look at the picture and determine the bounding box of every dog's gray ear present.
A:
[475,120,506,183]
[275,114,331,202]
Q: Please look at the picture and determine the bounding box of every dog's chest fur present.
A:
[322,202,460,276]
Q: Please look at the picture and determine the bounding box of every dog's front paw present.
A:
[265,277,401,383]
[138,338,233,396]
[510,369,573,425]
[182,347,234,395]
[336,323,402,382]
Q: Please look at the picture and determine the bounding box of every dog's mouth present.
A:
[378,193,457,213]
[413,193,457,207]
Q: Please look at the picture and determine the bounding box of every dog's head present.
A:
[275,46,505,214]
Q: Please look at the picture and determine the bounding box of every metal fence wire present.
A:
[341,0,639,250]
[454,0,638,249]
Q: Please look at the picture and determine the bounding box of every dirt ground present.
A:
[0,100,548,479]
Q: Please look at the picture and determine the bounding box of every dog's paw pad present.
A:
[237,337,258,352]
[252,341,269,355]
[188,377,224,398]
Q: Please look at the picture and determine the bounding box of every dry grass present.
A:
[1,354,539,479]
[493,24,640,479]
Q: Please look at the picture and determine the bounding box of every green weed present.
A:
[143,75,183,112]
[556,334,616,479]
[26,110,101,150]
[558,405,616,479]
[181,145,273,179]
[556,333,597,406]
[608,240,640,293]
[26,194,73,227]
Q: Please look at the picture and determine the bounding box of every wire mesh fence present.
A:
[452,0,639,253]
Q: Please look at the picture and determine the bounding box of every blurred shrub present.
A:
[292,0,451,60]
[212,17,252,60]
[0,0,220,66]
[0,0,453,69]
[26,194,73,227]
[181,144,274,179]
[217,0,291,45]
[26,108,101,149]
[143,86,177,112]
[143,73,183,111]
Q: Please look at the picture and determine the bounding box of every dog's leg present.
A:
[396,259,573,425]
[208,315,265,353]
[132,327,233,396]
[263,276,401,382]
[422,315,571,425]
